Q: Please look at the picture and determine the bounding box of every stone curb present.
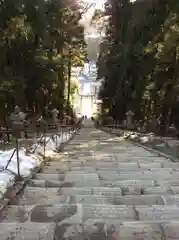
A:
[100,127,178,163]
[130,140,176,161]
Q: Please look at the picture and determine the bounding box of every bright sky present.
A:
[80,0,105,39]
[83,0,104,9]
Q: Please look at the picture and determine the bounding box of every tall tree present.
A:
[97,0,179,129]
[0,0,87,119]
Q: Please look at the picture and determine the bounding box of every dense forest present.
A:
[97,0,179,129]
[0,0,87,119]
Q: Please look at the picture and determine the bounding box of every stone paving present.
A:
[1,120,179,238]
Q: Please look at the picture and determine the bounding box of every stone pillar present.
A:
[126,110,134,129]
[52,108,59,126]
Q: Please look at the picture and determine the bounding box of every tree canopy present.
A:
[97,0,179,129]
[0,0,87,119]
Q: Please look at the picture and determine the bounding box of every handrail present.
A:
[31,134,45,154]
[0,117,84,178]
[29,117,83,155]
[4,148,17,170]
[0,148,16,173]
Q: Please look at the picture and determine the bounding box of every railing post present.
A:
[62,126,64,143]
[69,126,71,136]
[15,137,20,179]
[55,135,58,149]
[115,120,117,134]
[43,129,46,158]
[177,144,179,157]
[67,126,69,140]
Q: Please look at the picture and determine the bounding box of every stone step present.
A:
[44,161,70,170]
[35,173,101,186]
[15,186,129,204]
[82,204,136,221]
[19,183,178,202]
[36,170,178,182]
[143,186,173,195]
[35,173,65,181]
[60,183,177,196]
[150,167,173,172]
[42,166,179,176]
[115,156,168,162]
[119,167,174,173]
[69,161,118,168]
[64,159,170,166]
[64,173,100,186]
[118,162,139,169]
[3,203,179,224]
[14,177,167,205]
[69,166,96,173]
[135,205,179,221]
[71,194,164,205]
[100,172,173,181]
[0,204,79,223]
[42,166,70,174]
[55,220,179,240]
[0,204,137,223]
[11,187,71,205]
[101,179,156,188]
[163,162,179,168]
[115,153,157,157]
[156,179,179,187]
[138,162,162,168]
[61,186,123,197]
[28,179,73,188]
[2,220,178,239]
[0,222,55,239]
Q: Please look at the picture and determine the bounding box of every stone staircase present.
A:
[0,121,179,239]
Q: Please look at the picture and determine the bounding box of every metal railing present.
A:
[0,117,83,179]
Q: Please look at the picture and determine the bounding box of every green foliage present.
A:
[0,0,87,118]
[97,0,179,128]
